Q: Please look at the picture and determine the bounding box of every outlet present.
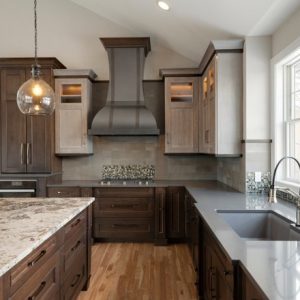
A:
[255,172,262,183]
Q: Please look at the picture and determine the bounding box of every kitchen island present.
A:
[0,196,94,300]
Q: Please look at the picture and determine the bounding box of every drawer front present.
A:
[10,251,60,300]
[62,250,86,300]
[93,197,154,217]
[93,187,154,198]
[64,210,86,241]
[47,187,81,197]
[10,234,59,292]
[93,218,154,241]
[63,231,86,275]
[80,187,93,197]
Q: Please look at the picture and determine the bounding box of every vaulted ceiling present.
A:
[70,0,300,63]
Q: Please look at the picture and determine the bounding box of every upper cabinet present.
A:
[164,76,199,153]
[0,58,65,174]
[200,52,243,156]
[161,40,243,156]
[54,69,96,155]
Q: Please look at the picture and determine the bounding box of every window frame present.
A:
[271,38,300,192]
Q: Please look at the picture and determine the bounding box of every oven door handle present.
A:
[0,189,35,193]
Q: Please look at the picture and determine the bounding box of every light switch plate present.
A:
[254,171,262,182]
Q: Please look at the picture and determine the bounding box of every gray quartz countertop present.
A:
[47,179,231,188]
[0,197,94,277]
[186,187,300,300]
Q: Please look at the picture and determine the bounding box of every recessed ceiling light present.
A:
[157,1,170,11]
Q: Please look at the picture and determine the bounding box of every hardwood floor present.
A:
[78,243,198,300]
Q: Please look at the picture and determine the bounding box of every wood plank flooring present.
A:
[78,243,198,300]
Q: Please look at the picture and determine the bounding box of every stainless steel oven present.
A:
[0,180,36,197]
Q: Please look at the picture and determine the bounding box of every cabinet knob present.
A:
[223,270,232,276]
[57,191,61,194]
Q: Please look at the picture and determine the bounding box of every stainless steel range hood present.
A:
[89,37,159,136]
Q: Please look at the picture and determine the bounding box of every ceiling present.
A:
[70,0,300,63]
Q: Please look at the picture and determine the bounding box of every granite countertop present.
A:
[186,186,300,300]
[0,197,94,277]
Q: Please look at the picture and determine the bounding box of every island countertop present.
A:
[186,187,300,300]
[0,197,94,277]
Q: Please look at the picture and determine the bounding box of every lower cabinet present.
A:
[93,187,155,242]
[202,223,234,300]
[1,208,91,300]
[166,186,186,240]
[239,266,268,300]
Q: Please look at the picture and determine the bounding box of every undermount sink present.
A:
[217,210,300,241]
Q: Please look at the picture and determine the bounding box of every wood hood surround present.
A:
[89,37,160,136]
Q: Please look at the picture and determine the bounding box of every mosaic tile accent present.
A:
[101,164,155,180]
[246,172,271,194]
[276,189,299,205]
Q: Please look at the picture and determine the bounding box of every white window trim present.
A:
[271,36,300,193]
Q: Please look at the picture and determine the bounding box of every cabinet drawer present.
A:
[93,217,154,241]
[63,231,86,275]
[10,251,60,300]
[62,250,86,300]
[93,187,154,198]
[93,197,154,217]
[47,187,81,197]
[9,234,60,292]
[64,210,86,241]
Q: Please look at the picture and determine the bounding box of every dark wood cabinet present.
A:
[239,266,268,300]
[202,223,234,300]
[2,207,91,300]
[0,58,65,174]
[166,186,186,240]
[93,187,155,242]
[154,187,167,245]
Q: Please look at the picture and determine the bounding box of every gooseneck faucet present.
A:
[269,156,300,226]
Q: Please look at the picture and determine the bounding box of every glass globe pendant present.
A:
[16,0,55,116]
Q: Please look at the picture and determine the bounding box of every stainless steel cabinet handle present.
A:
[20,143,25,165]
[27,143,31,165]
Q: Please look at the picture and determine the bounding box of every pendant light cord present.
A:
[34,0,38,67]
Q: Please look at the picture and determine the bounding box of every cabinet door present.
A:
[201,60,216,154]
[26,68,52,173]
[1,69,27,173]
[166,187,185,239]
[154,187,167,245]
[165,77,199,153]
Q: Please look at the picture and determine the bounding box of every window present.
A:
[273,44,300,188]
[285,59,300,183]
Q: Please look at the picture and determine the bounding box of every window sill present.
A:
[275,180,300,193]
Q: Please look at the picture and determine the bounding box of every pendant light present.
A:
[17,0,55,115]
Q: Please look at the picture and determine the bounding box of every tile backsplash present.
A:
[62,136,218,181]
[101,164,155,180]
[246,171,271,193]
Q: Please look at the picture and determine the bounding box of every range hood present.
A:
[89,37,160,136]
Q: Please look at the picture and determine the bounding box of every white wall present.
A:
[0,0,196,79]
[243,36,272,140]
[272,6,300,57]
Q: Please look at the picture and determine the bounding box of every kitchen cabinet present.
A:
[164,76,199,153]
[185,192,201,294]
[93,187,155,242]
[154,187,167,245]
[0,58,65,174]
[166,186,186,240]
[54,69,96,155]
[239,266,268,300]
[200,52,242,156]
[2,207,91,300]
[202,223,234,300]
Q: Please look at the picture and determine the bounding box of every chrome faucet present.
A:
[269,156,300,226]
